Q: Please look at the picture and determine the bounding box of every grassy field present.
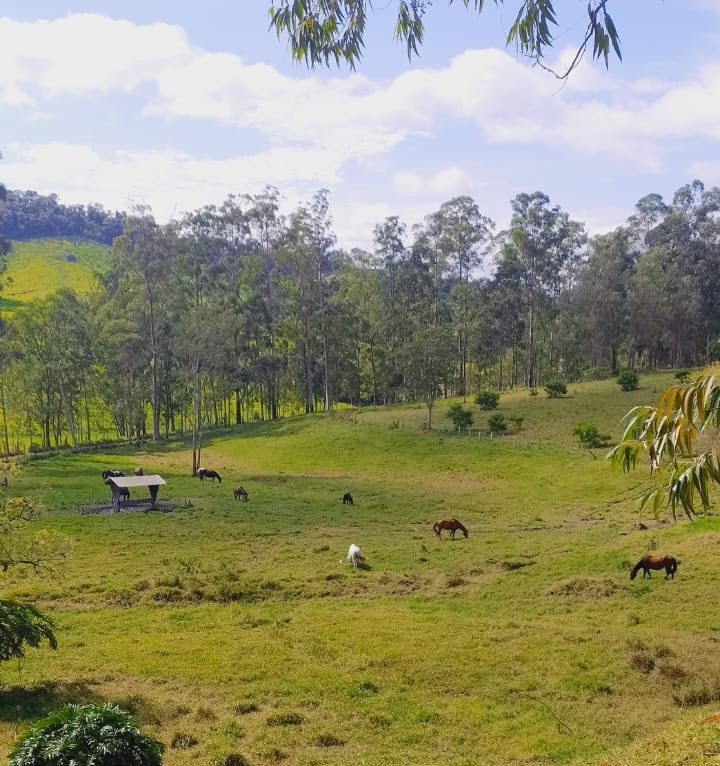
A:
[0,239,108,309]
[2,372,720,766]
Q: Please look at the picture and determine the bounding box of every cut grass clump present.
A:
[233,702,259,715]
[262,749,288,762]
[266,712,303,727]
[548,576,617,598]
[216,755,250,766]
[314,733,345,747]
[171,732,199,749]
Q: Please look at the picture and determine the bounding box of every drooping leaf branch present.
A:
[609,374,720,520]
[268,1,622,78]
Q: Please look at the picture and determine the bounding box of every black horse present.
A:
[343,492,354,505]
[198,468,222,483]
[102,469,124,482]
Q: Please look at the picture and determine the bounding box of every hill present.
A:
[2,373,720,765]
[0,239,108,309]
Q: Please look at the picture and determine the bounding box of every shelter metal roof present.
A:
[107,475,166,488]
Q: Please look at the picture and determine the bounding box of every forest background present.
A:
[0,178,718,455]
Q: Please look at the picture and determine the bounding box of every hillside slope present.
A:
[1,239,108,309]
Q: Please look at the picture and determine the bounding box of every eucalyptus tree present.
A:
[276,193,336,414]
[107,210,177,440]
[332,251,388,405]
[425,196,494,395]
[373,216,408,400]
[242,187,287,419]
[569,228,634,373]
[494,192,585,387]
[268,1,624,79]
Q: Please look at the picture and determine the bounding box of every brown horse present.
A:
[198,468,222,483]
[630,555,678,580]
[433,518,469,539]
[233,486,248,501]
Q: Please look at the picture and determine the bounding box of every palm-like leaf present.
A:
[609,375,720,519]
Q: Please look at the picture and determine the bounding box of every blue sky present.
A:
[2,1,720,252]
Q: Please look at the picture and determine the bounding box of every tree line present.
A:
[1,180,719,454]
[2,190,126,245]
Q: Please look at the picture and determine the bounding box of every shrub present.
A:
[446,403,474,429]
[675,369,691,383]
[544,381,567,398]
[8,704,164,766]
[617,369,639,391]
[488,414,508,433]
[529,388,539,397]
[475,390,500,410]
[573,422,611,449]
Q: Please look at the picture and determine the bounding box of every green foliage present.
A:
[488,413,508,433]
[544,380,567,398]
[0,600,57,662]
[446,403,474,429]
[8,704,164,766]
[474,390,500,410]
[573,422,610,449]
[674,369,691,383]
[617,369,639,391]
[268,1,623,77]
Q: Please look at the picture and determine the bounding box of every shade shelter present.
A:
[107,474,166,513]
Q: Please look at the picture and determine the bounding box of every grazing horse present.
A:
[630,555,678,580]
[346,544,365,568]
[433,518,469,539]
[343,492,354,505]
[233,486,249,501]
[102,469,124,482]
[198,468,222,483]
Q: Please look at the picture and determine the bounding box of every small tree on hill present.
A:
[617,369,639,391]
[446,404,474,430]
[475,390,499,410]
[544,381,567,398]
[9,704,164,766]
[573,422,610,449]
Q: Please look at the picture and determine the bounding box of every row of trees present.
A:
[2,190,126,245]
[1,180,719,454]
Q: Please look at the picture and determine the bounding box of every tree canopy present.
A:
[268,0,621,78]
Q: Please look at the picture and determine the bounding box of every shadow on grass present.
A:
[0,680,103,722]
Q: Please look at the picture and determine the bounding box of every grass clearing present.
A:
[1,372,720,765]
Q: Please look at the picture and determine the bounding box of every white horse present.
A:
[346,544,365,568]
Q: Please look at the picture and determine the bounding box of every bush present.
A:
[8,704,164,766]
[446,403,474,429]
[488,413,508,433]
[475,390,500,410]
[617,369,639,391]
[544,381,567,398]
[675,369,691,383]
[573,422,610,449]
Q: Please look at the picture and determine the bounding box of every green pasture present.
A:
[2,372,720,766]
[0,240,107,309]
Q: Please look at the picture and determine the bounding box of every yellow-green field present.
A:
[2,373,720,766]
[1,240,107,309]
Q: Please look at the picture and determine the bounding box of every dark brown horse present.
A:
[433,518,469,539]
[198,468,222,483]
[233,486,248,501]
[630,555,678,580]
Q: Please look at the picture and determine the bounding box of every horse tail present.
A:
[669,556,678,574]
[630,559,644,580]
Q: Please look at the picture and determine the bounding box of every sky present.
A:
[2,1,720,254]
